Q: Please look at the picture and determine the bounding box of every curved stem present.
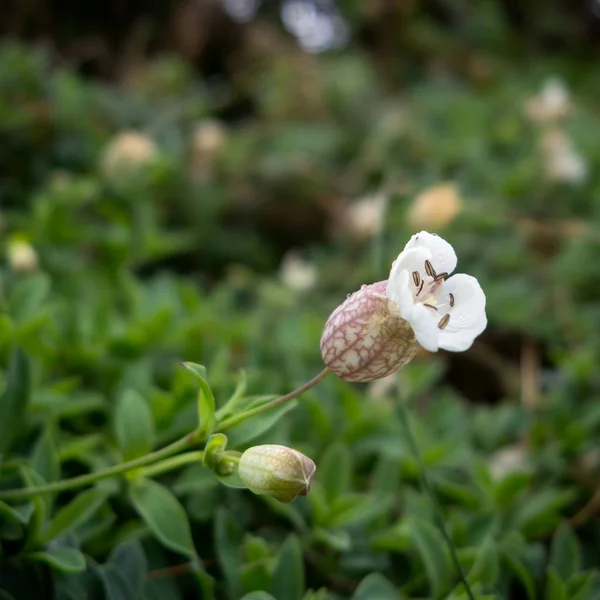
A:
[216,368,330,432]
[138,451,205,479]
[0,429,202,501]
[396,392,476,600]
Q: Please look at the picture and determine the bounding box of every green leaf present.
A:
[270,534,304,600]
[241,594,277,600]
[225,400,298,447]
[352,573,400,600]
[99,564,136,600]
[9,273,51,324]
[215,370,247,421]
[319,442,351,503]
[501,546,536,600]
[568,571,598,600]
[546,567,568,600]
[468,536,499,587]
[19,465,47,546]
[0,346,30,454]
[40,487,110,544]
[114,389,155,460]
[31,427,60,484]
[107,539,147,596]
[406,517,452,597]
[215,509,243,600]
[129,478,197,559]
[215,466,247,489]
[550,522,581,581]
[29,547,87,574]
[0,500,33,525]
[182,362,216,437]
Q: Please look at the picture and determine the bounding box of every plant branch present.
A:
[216,368,330,432]
[0,429,202,501]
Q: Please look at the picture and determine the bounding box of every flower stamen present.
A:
[412,271,421,287]
[438,314,450,330]
[449,293,455,307]
[416,280,424,296]
[424,303,438,311]
[424,259,436,278]
[434,272,448,282]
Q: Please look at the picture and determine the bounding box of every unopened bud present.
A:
[8,239,38,273]
[320,281,418,382]
[238,445,316,503]
[101,131,159,179]
[407,183,462,231]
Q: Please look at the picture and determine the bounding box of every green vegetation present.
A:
[2,3,600,596]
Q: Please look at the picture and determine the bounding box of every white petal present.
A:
[403,231,457,275]
[388,247,430,292]
[387,269,414,316]
[407,303,440,352]
[438,274,487,351]
[387,269,440,352]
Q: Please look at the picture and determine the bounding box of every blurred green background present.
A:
[2,1,600,598]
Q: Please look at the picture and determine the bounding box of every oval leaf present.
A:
[0,346,30,454]
[270,534,304,600]
[115,389,155,460]
[41,486,110,544]
[352,573,400,600]
[129,478,197,560]
[182,362,215,437]
[29,548,87,574]
[225,400,298,448]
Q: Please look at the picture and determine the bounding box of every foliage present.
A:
[2,2,600,597]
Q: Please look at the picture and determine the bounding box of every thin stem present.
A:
[396,393,476,600]
[217,368,330,432]
[138,451,205,479]
[0,430,202,501]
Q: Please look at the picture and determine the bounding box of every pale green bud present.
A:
[238,445,316,503]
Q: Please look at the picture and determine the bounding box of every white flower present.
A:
[387,231,487,352]
[280,250,317,292]
[8,239,38,273]
[525,77,570,123]
[541,129,587,184]
[345,194,387,239]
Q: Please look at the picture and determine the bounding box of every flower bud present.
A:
[407,183,462,231]
[320,281,418,382]
[8,239,38,273]
[238,445,316,503]
[101,131,159,179]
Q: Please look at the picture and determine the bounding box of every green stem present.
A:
[396,395,476,600]
[0,429,202,501]
[216,368,330,432]
[137,451,205,479]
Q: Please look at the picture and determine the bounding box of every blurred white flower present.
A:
[280,250,317,292]
[345,194,387,239]
[101,131,159,179]
[387,232,487,352]
[222,0,261,23]
[407,183,462,231]
[526,77,571,123]
[192,119,227,156]
[8,239,38,273]
[541,129,587,184]
[281,0,349,54]
[190,119,227,181]
[489,445,530,480]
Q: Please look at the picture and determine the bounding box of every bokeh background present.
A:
[2,1,600,599]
